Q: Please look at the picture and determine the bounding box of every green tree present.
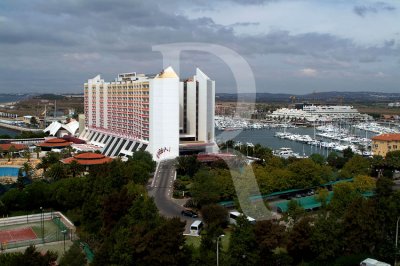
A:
[51,177,86,210]
[195,224,224,266]
[327,151,346,169]
[385,150,400,171]
[342,147,355,161]
[329,182,360,216]
[16,168,25,190]
[68,160,83,178]
[254,220,287,265]
[23,149,31,162]
[201,204,228,228]
[34,146,41,159]
[287,217,315,264]
[315,187,329,209]
[30,116,38,126]
[139,217,189,266]
[340,155,370,178]
[176,155,200,177]
[352,175,375,193]
[286,199,305,223]
[8,145,17,161]
[0,245,58,266]
[128,150,155,172]
[45,162,68,181]
[342,197,382,255]
[191,170,220,207]
[101,187,133,233]
[252,144,273,161]
[370,155,385,177]
[288,158,331,187]
[45,151,62,165]
[228,215,259,266]
[311,215,342,262]
[22,162,33,179]
[59,241,87,266]
[36,156,50,174]
[309,153,326,165]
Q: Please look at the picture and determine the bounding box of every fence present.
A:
[0,211,76,251]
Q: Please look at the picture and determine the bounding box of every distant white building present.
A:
[388,102,400,108]
[80,67,215,161]
[303,105,361,120]
[268,108,318,122]
[44,120,80,137]
[269,105,370,122]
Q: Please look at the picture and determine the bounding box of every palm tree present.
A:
[23,149,31,162]
[8,145,17,160]
[68,160,82,178]
[66,146,74,157]
[36,156,50,174]
[34,146,41,159]
[22,162,33,179]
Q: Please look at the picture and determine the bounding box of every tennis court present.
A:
[0,212,75,250]
[0,227,37,243]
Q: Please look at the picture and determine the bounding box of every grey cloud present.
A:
[359,55,381,63]
[228,22,260,27]
[0,0,398,93]
[353,2,396,17]
[228,0,281,5]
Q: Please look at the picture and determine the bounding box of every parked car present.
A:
[181,209,198,218]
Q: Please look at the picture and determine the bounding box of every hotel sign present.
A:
[156,147,171,159]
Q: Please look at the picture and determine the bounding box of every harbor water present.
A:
[215,126,378,157]
[0,126,18,137]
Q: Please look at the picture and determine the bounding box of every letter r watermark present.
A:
[153,42,272,220]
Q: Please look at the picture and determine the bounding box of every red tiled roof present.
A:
[74,153,105,160]
[0,144,27,151]
[36,138,72,148]
[46,138,68,144]
[61,152,112,165]
[196,153,236,163]
[372,134,400,141]
[62,136,86,144]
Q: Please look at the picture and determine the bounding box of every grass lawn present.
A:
[185,230,231,251]
[185,235,201,248]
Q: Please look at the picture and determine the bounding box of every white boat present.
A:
[273,147,305,159]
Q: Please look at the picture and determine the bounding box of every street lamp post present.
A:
[61,230,67,252]
[395,217,400,266]
[40,207,44,243]
[216,234,225,266]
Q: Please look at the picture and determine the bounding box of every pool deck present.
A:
[0,158,42,179]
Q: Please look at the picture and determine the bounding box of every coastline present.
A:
[0,122,42,133]
[0,100,42,133]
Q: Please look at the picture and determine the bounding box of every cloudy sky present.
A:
[0,0,399,94]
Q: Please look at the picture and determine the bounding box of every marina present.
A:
[215,116,400,157]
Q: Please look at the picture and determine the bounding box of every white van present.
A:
[360,258,390,266]
[190,220,203,236]
[229,211,256,225]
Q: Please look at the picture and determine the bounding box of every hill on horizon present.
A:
[216,91,400,103]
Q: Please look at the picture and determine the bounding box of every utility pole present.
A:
[216,234,225,266]
[395,217,400,266]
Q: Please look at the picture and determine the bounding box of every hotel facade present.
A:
[80,67,215,161]
[372,133,400,157]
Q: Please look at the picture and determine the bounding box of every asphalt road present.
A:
[148,159,197,232]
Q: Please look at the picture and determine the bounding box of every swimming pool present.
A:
[0,167,21,177]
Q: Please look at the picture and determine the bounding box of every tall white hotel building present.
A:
[80,67,215,161]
